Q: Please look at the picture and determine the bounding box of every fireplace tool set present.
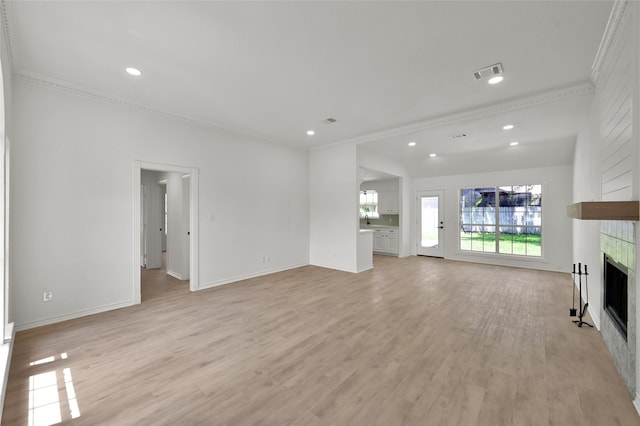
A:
[570,263,593,328]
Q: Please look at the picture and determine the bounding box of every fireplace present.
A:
[604,254,628,340]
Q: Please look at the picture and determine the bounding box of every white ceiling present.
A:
[3,1,613,177]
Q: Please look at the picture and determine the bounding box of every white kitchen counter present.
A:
[357,229,374,272]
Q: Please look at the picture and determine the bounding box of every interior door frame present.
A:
[140,183,147,267]
[416,190,445,257]
[133,161,200,304]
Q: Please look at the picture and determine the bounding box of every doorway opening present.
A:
[417,190,445,258]
[359,167,402,261]
[133,161,199,304]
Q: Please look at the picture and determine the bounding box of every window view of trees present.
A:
[460,185,542,257]
[359,190,379,219]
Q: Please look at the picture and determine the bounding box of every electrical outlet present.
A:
[43,291,53,302]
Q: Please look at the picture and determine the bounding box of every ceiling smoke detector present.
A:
[473,63,503,81]
[322,117,337,124]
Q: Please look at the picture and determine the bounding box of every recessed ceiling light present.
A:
[510,141,519,146]
[306,130,315,136]
[429,153,437,158]
[126,67,142,76]
[408,142,416,147]
[503,124,514,130]
[488,75,504,85]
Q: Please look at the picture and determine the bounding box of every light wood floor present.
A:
[3,256,640,425]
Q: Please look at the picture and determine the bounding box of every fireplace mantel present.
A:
[567,201,640,221]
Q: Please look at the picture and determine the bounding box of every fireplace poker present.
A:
[582,264,590,317]
[572,263,593,328]
[570,263,577,317]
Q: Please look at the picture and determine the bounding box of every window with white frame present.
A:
[359,190,379,219]
[459,185,542,257]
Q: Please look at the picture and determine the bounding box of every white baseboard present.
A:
[446,252,563,272]
[198,263,308,291]
[308,262,358,273]
[166,269,185,280]
[633,393,640,417]
[587,304,601,330]
[15,300,133,331]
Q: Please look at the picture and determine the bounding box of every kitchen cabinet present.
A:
[373,231,386,251]
[386,230,398,253]
[378,191,399,214]
[372,228,398,255]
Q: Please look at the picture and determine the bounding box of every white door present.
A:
[140,184,147,267]
[160,184,167,252]
[182,175,191,280]
[417,191,445,257]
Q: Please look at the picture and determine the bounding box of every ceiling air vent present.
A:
[322,117,337,124]
[473,63,503,80]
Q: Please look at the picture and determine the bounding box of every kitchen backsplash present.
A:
[360,214,399,227]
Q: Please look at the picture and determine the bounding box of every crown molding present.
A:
[2,0,602,155]
[591,0,631,87]
[15,71,282,144]
[14,69,596,155]
[6,1,270,141]
[1,0,290,148]
[0,0,15,69]
[321,82,594,150]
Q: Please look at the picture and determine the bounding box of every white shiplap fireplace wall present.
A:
[589,0,640,405]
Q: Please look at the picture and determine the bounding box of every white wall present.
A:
[0,17,12,420]
[635,3,640,404]
[360,179,398,197]
[309,144,359,272]
[165,172,189,280]
[572,99,603,326]
[10,78,310,330]
[414,165,573,272]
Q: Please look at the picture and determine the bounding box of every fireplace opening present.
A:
[604,254,628,340]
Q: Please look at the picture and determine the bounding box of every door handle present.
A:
[438,226,444,229]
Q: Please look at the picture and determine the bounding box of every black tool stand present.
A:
[572,263,593,328]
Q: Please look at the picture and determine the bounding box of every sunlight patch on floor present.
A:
[28,353,81,426]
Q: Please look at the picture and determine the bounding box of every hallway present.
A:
[141,253,189,302]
